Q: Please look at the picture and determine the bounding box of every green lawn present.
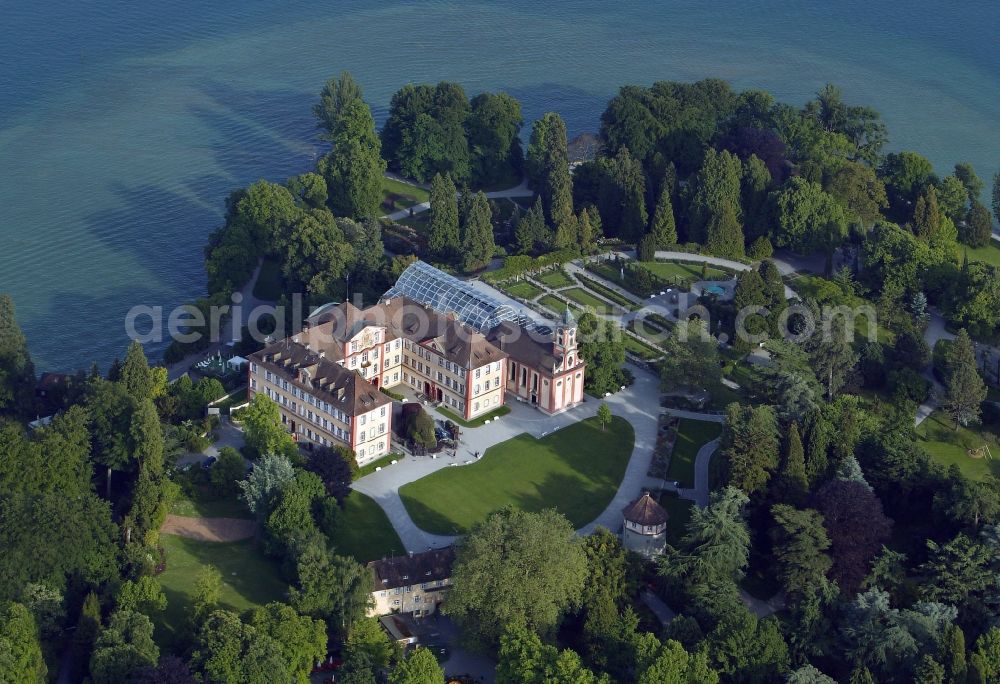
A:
[503,280,544,300]
[537,269,575,289]
[655,490,693,545]
[966,241,1000,269]
[332,491,406,562]
[382,177,430,213]
[437,405,511,428]
[399,416,635,534]
[252,258,284,301]
[667,419,724,488]
[640,261,729,284]
[562,287,623,314]
[915,411,1000,481]
[538,294,583,317]
[169,489,252,519]
[356,454,399,479]
[155,535,286,648]
[576,275,639,309]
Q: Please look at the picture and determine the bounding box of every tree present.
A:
[264,470,325,557]
[0,602,46,684]
[89,610,159,684]
[514,197,548,254]
[428,173,460,261]
[319,98,386,219]
[769,505,831,598]
[389,647,444,684]
[303,445,354,504]
[649,184,678,247]
[240,394,295,458]
[941,623,967,683]
[280,212,353,298]
[190,610,289,684]
[741,154,772,241]
[445,507,588,648]
[880,151,935,212]
[824,161,887,229]
[406,406,437,450]
[191,565,222,626]
[467,92,523,187]
[776,423,809,503]
[314,71,363,136]
[772,177,848,254]
[970,627,1000,683]
[238,453,295,528]
[247,602,327,684]
[131,656,197,684]
[962,201,993,247]
[344,616,395,671]
[577,207,598,254]
[955,162,984,202]
[290,537,373,634]
[667,486,751,584]
[705,609,789,683]
[689,148,744,256]
[942,328,986,428]
[913,185,942,241]
[721,404,779,495]
[0,294,36,416]
[808,316,859,399]
[599,147,648,242]
[576,312,627,396]
[659,319,722,393]
[211,447,247,498]
[596,403,612,431]
[461,191,496,272]
[993,171,1000,223]
[116,577,166,616]
[496,624,602,684]
[120,340,153,402]
[814,479,891,595]
[531,113,574,234]
[381,82,471,182]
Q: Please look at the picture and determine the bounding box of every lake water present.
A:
[2,0,998,371]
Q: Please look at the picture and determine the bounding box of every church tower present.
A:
[554,305,577,359]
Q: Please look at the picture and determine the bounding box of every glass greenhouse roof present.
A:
[384,260,521,331]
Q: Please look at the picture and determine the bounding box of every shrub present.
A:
[748,236,774,260]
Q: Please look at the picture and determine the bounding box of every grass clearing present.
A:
[252,258,284,301]
[537,269,575,289]
[437,405,511,428]
[169,489,252,519]
[965,241,1000,269]
[667,419,724,488]
[356,454,399,479]
[399,416,634,534]
[538,294,584,318]
[640,261,729,284]
[382,177,430,213]
[503,280,544,300]
[155,535,285,648]
[915,411,1000,481]
[332,491,406,562]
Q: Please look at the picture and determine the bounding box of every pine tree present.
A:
[912,654,944,684]
[427,173,460,261]
[313,71,363,136]
[615,147,648,243]
[913,185,942,241]
[515,197,548,255]
[577,207,597,254]
[962,201,993,248]
[943,328,987,428]
[541,114,574,230]
[320,99,386,219]
[848,668,875,684]
[649,185,678,248]
[689,148,744,252]
[0,293,36,416]
[706,201,745,260]
[741,155,772,241]
[120,340,153,402]
[777,422,809,503]
[942,623,967,684]
[460,192,495,273]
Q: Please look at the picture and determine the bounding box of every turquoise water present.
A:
[2,0,999,371]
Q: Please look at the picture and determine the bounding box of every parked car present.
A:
[201,455,218,469]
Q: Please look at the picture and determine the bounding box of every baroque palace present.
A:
[248,261,586,465]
